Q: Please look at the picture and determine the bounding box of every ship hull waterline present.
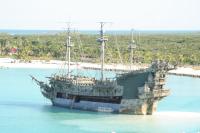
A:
[51,97,158,115]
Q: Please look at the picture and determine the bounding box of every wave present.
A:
[61,111,200,133]
[155,111,200,118]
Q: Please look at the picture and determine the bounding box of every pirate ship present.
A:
[32,23,174,115]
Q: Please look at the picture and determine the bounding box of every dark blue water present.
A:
[0,68,200,133]
[0,29,199,35]
[0,29,62,35]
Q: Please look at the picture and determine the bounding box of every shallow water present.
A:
[0,68,200,133]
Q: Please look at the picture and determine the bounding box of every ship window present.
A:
[57,92,65,98]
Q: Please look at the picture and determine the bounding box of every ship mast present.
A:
[97,22,108,81]
[129,29,136,70]
[65,23,73,78]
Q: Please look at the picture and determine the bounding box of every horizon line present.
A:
[0,28,200,31]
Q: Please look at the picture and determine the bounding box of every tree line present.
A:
[0,31,200,66]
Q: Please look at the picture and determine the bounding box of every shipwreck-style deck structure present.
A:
[31,23,175,115]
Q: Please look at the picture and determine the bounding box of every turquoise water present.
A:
[0,68,200,133]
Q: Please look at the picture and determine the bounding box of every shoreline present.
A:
[168,67,200,78]
[1,58,200,78]
[0,58,147,70]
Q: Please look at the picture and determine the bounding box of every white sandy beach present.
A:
[0,58,145,70]
[168,67,200,77]
[1,58,200,77]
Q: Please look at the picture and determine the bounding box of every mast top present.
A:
[97,22,108,43]
[129,29,137,70]
[129,29,137,49]
[66,23,73,78]
[66,23,73,47]
[97,22,108,81]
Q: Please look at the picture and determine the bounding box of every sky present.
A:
[0,0,199,30]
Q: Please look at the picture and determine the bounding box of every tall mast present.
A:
[97,22,108,81]
[129,29,136,70]
[66,23,72,78]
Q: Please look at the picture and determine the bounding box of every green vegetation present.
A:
[0,32,200,65]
